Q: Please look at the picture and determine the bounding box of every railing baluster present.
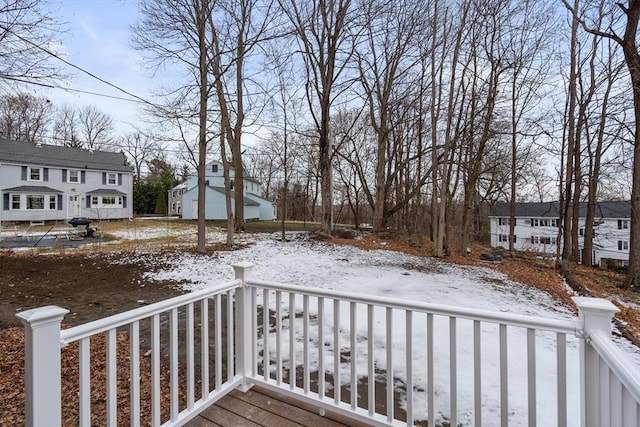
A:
[303,294,310,394]
[427,313,434,426]
[527,328,536,427]
[106,329,117,427]
[276,290,282,385]
[334,298,341,405]
[289,292,296,390]
[557,332,566,427]
[201,298,209,398]
[623,388,637,427]
[318,296,325,400]
[251,287,258,378]
[227,290,234,380]
[474,320,482,427]
[187,302,195,408]
[263,289,269,382]
[450,317,457,427]
[406,310,413,427]
[611,373,623,427]
[151,314,160,427]
[79,337,91,427]
[215,293,222,389]
[500,323,508,427]
[129,322,140,427]
[386,307,393,423]
[351,301,357,411]
[368,304,375,417]
[169,308,179,420]
[601,354,610,426]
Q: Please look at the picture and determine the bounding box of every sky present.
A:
[36,0,161,138]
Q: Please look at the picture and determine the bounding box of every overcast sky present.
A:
[39,0,157,137]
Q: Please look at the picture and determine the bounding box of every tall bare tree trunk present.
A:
[196,0,210,254]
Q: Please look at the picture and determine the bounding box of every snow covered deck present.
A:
[17,262,640,426]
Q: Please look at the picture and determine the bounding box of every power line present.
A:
[0,23,159,110]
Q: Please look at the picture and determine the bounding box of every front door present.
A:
[68,195,80,217]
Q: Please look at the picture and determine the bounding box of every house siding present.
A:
[489,201,631,266]
[176,160,275,221]
[0,143,134,222]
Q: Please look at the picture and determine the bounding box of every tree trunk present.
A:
[196,0,209,254]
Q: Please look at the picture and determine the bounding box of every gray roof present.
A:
[209,186,260,206]
[0,139,132,172]
[490,201,631,219]
[2,185,62,193]
[86,188,127,195]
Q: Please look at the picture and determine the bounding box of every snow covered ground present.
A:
[114,230,640,427]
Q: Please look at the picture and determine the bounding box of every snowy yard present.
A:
[109,230,640,426]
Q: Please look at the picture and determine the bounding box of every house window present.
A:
[531,236,539,244]
[498,218,515,226]
[531,219,538,227]
[49,195,57,210]
[102,196,116,205]
[107,173,117,185]
[212,164,218,173]
[619,241,629,251]
[68,170,79,183]
[579,228,584,236]
[499,234,508,242]
[618,220,630,230]
[91,196,99,206]
[551,219,559,227]
[540,237,552,245]
[29,167,42,181]
[177,201,181,214]
[26,195,45,210]
[11,194,20,209]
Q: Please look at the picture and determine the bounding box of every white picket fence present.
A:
[17,262,640,426]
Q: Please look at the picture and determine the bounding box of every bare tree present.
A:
[133,0,217,251]
[119,131,161,181]
[280,0,359,235]
[208,0,275,233]
[52,105,80,147]
[355,0,426,232]
[0,0,63,88]
[0,92,53,142]
[77,106,114,150]
[430,0,471,257]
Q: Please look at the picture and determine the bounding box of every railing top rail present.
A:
[246,278,579,335]
[589,330,640,403]
[60,279,242,345]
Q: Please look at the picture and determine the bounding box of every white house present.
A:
[0,139,134,222]
[168,182,188,216]
[173,160,276,221]
[489,201,631,266]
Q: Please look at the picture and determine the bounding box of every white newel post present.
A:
[233,262,255,392]
[573,297,619,427]
[16,305,69,427]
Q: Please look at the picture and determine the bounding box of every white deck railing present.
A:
[17,262,640,426]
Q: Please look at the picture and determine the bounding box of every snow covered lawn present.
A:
[126,232,639,426]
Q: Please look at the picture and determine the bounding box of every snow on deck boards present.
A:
[186,385,369,427]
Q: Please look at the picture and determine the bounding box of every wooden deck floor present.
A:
[185,386,371,427]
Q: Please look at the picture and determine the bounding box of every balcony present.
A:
[17,262,640,426]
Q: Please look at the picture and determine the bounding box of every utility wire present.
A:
[0,23,159,110]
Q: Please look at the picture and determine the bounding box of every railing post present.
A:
[233,262,255,392]
[16,305,69,427]
[573,297,619,427]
